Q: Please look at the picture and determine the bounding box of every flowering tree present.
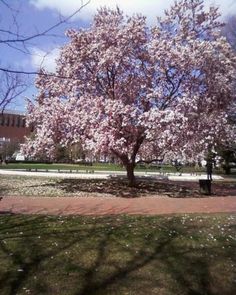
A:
[23,0,236,186]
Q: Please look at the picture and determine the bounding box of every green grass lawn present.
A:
[0,214,235,295]
[0,162,126,171]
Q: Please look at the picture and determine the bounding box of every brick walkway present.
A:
[0,195,235,216]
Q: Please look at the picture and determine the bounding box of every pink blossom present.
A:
[22,1,236,186]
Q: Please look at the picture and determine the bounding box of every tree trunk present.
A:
[126,162,136,187]
[223,164,231,175]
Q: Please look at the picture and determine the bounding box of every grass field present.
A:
[0,162,125,171]
[0,213,235,295]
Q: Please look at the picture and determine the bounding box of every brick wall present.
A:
[0,113,32,143]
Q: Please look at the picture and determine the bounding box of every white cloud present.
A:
[30,0,236,22]
[204,0,236,17]
[29,0,176,23]
[30,47,60,72]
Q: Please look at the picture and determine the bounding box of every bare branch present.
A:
[0,67,76,80]
[0,0,91,108]
[0,71,28,112]
[0,0,90,44]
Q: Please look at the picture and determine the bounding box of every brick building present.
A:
[0,109,32,147]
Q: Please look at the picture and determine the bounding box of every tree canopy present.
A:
[22,0,236,186]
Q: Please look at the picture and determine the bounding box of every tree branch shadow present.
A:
[0,215,235,294]
[43,178,202,198]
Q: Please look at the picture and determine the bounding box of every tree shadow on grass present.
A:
[71,217,236,295]
[0,214,100,295]
[0,214,235,295]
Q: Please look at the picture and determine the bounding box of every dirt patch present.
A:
[1,175,235,198]
[44,178,236,198]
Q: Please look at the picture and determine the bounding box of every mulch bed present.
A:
[53,178,236,198]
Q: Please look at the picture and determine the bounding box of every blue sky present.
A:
[1,0,236,111]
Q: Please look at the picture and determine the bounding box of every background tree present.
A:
[22,0,236,186]
[218,14,236,174]
[0,139,20,160]
[217,146,236,174]
[0,71,27,112]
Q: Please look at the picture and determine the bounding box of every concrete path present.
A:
[0,169,223,181]
[0,196,235,216]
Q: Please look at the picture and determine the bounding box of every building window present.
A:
[6,116,10,126]
[16,116,21,127]
[22,118,26,128]
[11,116,15,127]
[0,115,5,126]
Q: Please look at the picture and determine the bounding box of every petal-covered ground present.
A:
[0,175,235,198]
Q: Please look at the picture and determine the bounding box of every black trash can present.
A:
[199,179,211,195]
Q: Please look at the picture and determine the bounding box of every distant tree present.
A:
[217,146,236,174]
[0,139,20,160]
[220,15,236,174]
[22,0,236,186]
[0,71,27,112]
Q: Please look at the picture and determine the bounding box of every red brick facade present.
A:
[0,110,32,144]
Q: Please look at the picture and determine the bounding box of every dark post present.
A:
[199,158,213,195]
[206,159,213,181]
[199,179,211,195]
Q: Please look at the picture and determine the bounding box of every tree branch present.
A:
[0,0,90,44]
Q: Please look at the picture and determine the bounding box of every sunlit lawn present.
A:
[0,214,235,295]
[0,162,125,171]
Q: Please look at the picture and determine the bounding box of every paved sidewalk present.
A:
[0,196,235,216]
[0,169,224,181]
